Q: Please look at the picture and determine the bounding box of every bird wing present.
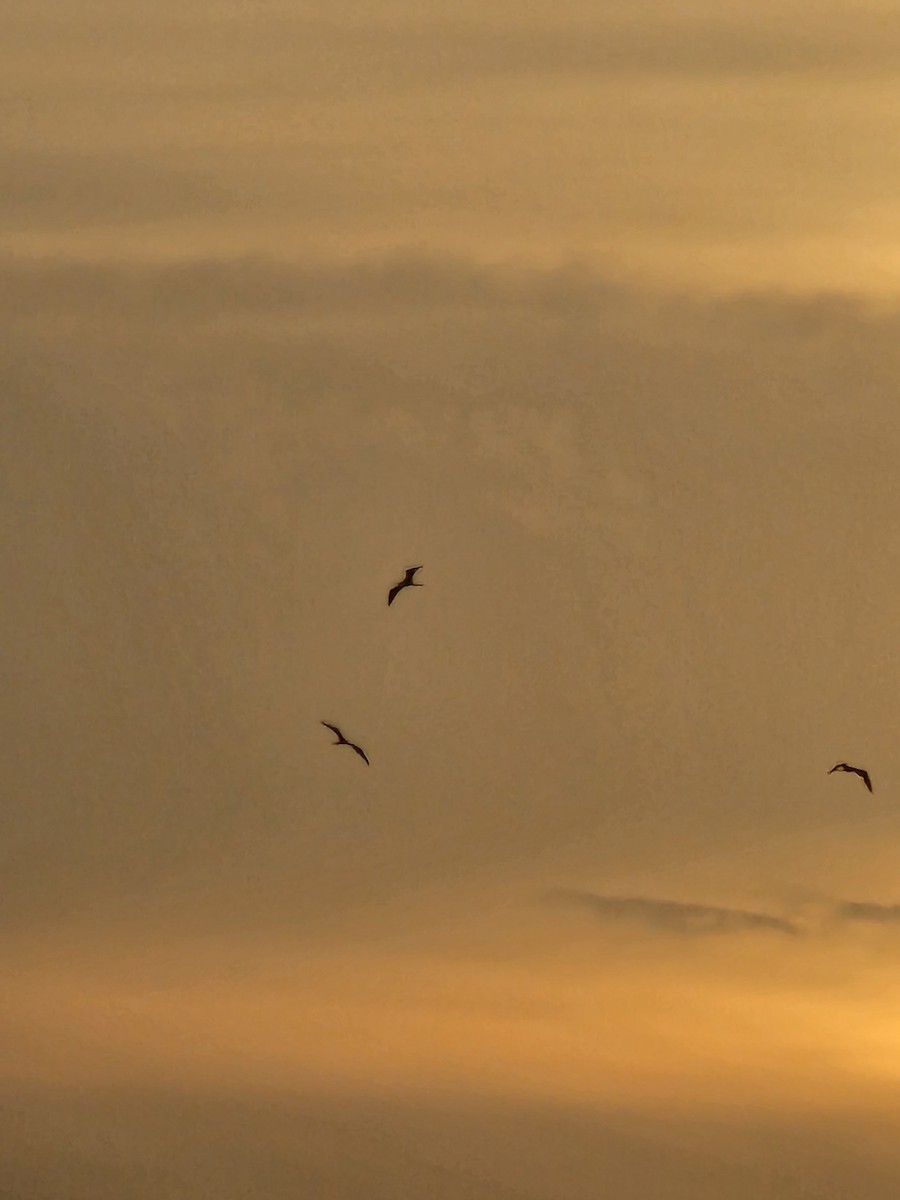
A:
[405,566,423,581]
[321,722,343,738]
[350,742,370,765]
[829,763,873,791]
[387,583,402,606]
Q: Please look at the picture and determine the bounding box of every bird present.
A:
[321,722,369,765]
[388,565,423,607]
[828,762,873,793]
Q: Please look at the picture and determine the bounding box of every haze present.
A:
[4,1,900,1196]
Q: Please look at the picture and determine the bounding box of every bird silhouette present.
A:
[388,565,423,607]
[828,762,872,792]
[321,722,369,765]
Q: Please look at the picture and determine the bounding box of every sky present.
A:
[4,2,900,1197]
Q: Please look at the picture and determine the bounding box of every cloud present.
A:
[0,149,233,231]
[546,889,801,937]
[775,889,900,931]
[0,251,628,323]
[0,1084,540,1200]
[11,8,900,100]
[834,901,900,926]
[302,13,900,85]
[4,249,900,943]
[5,1082,900,1200]
[7,3,900,282]
[4,252,898,368]
[548,887,900,940]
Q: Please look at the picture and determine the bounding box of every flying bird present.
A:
[388,565,423,607]
[321,722,369,765]
[828,762,873,792]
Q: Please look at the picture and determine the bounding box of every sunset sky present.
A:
[5,2,900,1196]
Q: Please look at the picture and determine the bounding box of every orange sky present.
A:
[4,1,900,1196]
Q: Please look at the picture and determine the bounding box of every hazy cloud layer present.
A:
[10,6,900,93]
[4,1084,900,1200]
[4,255,900,1199]
[4,250,900,943]
[5,1,900,290]
[0,150,233,230]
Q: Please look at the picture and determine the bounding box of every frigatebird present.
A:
[388,565,423,607]
[321,722,369,765]
[828,762,873,793]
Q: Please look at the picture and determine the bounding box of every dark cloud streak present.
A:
[834,901,900,925]
[548,888,900,939]
[9,10,900,94]
[546,889,801,937]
